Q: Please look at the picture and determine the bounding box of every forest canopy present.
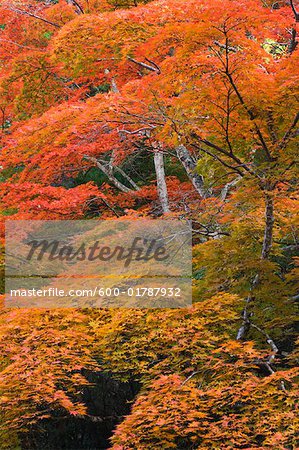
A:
[0,0,298,448]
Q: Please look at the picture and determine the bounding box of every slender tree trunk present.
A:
[114,166,140,191]
[261,194,274,260]
[104,69,119,93]
[237,192,274,340]
[154,152,170,214]
[176,145,209,198]
[84,155,133,193]
[110,78,119,93]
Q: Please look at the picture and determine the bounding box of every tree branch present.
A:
[220,176,242,200]
[213,40,238,52]
[176,144,211,198]
[154,151,170,213]
[181,371,200,387]
[192,136,260,178]
[224,70,273,161]
[288,28,298,54]
[190,142,245,176]
[278,111,299,149]
[127,57,160,73]
[83,155,135,193]
[290,0,299,22]
[114,166,140,191]
[145,57,161,74]
[68,0,84,14]
[9,7,61,28]
[261,193,274,260]
[236,274,259,340]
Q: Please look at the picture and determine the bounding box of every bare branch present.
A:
[83,155,135,193]
[145,57,161,74]
[290,0,299,22]
[67,0,84,14]
[181,371,200,387]
[224,70,273,161]
[154,151,170,213]
[193,136,260,178]
[0,38,37,51]
[190,142,245,176]
[261,194,274,260]
[278,111,299,149]
[220,175,242,200]
[250,322,278,358]
[213,40,238,52]
[9,7,61,28]
[127,57,160,73]
[288,28,298,53]
[176,144,211,198]
[114,166,140,191]
[236,274,259,340]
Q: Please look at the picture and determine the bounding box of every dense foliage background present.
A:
[0,0,298,448]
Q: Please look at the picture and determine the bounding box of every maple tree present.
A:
[0,0,298,448]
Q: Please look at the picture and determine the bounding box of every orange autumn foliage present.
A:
[0,0,298,448]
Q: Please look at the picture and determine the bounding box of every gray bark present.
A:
[114,166,140,191]
[154,152,170,214]
[84,155,133,193]
[104,69,119,93]
[220,176,242,201]
[176,145,209,198]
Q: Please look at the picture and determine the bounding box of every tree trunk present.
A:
[114,166,140,191]
[237,193,274,340]
[154,152,170,214]
[261,194,274,260]
[176,145,209,198]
